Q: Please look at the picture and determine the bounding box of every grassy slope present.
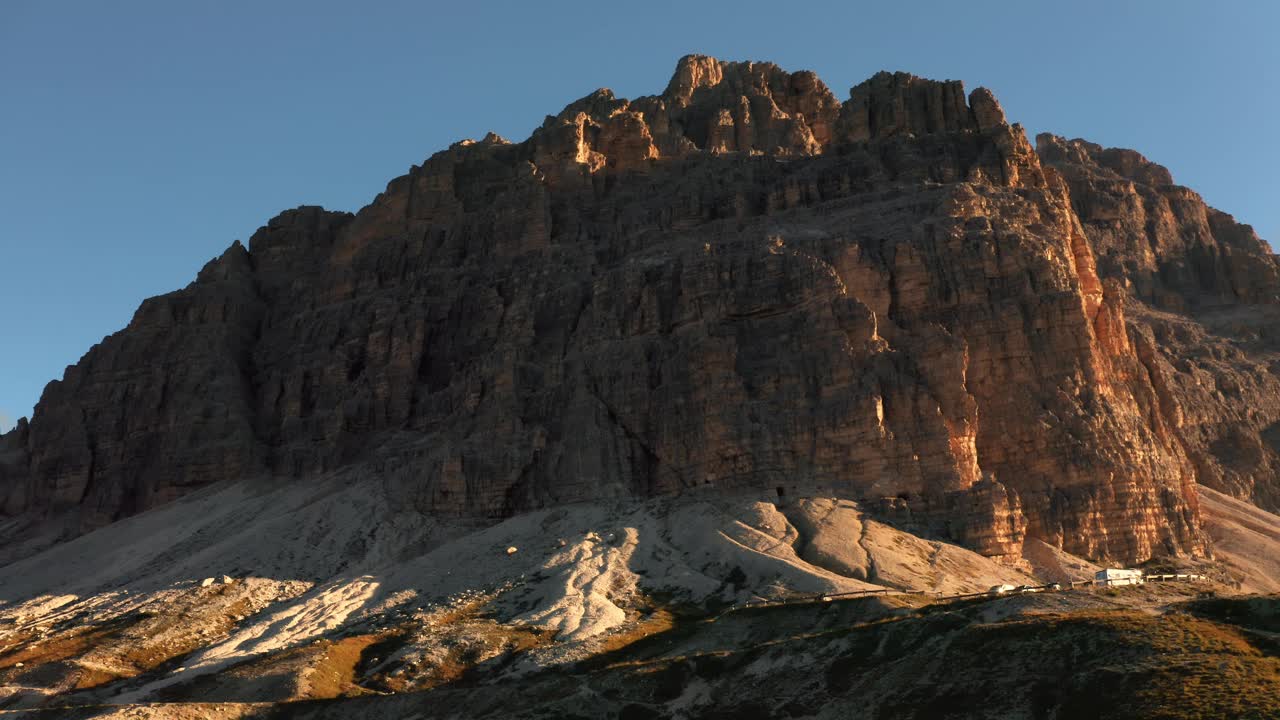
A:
[234,588,1279,720]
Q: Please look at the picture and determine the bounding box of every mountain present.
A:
[6,55,1279,566]
[1,55,1279,717]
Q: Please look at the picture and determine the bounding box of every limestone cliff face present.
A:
[1036,135,1280,311]
[6,55,1256,563]
[1039,136,1280,513]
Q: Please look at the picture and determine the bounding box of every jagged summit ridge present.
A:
[448,55,1011,176]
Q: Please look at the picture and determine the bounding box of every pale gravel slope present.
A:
[0,473,1048,705]
[1198,485,1280,593]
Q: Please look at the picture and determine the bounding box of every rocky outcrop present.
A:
[3,55,1245,564]
[1039,137,1280,513]
[840,71,975,141]
[1037,134,1280,310]
[5,241,267,528]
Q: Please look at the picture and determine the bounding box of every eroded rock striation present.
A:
[6,55,1277,564]
[1039,136,1280,513]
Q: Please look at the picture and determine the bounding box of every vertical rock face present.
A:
[1040,136,1280,513]
[1036,134,1280,310]
[9,55,1265,564]
[838,71,974,141]
[4,242,267,527]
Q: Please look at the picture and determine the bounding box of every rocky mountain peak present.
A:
[663,53,726,103]
[3,52,1280,720]
[968,86,1007,129]
[1037,132,1279,309]
[451,57,1025,191]
[4,56,1280,571]
[195,238,253,284]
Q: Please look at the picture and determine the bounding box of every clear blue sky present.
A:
[1,1,1277,432]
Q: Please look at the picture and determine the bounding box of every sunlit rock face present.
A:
[1040,135,1280,514]
[22,53,1280,564]
[1035,134,1280,311]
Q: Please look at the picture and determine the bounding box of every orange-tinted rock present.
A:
[2,56,1242,565]
[838,71,974,142]
[968,87,1006,130]
[1037,134,1280,309]
[1040,135,1280,514]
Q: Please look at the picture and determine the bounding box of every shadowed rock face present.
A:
[14,53,1279,564]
